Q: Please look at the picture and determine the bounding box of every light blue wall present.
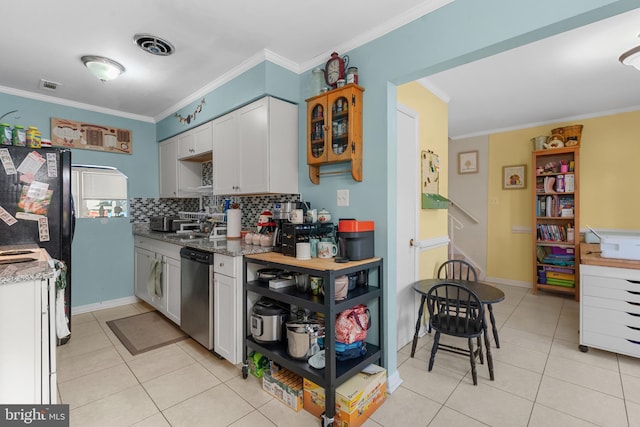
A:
[0,92,156,307]
[156,62,300,141]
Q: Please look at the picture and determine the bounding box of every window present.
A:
[72,165,128,218]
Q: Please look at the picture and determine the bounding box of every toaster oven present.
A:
[150,216,190,232]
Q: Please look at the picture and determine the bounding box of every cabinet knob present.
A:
[219,262,224,267]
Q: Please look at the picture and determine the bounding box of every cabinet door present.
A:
[0,280,43,403]
[214,272,237,363]
[307,97,327,165]
[134,246,155,305]
[212,112,238,195]
[177,130,195,159]
[159,138,178,197]
[193,121,213,155]
[237,98,269,194]
[163,255,181,325]
[327,88,355,163]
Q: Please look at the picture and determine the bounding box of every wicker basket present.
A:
[562,125,583,147]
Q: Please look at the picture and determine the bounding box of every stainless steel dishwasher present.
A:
[180,247,214,350]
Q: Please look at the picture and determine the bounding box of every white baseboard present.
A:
[73,296,141,314]
[483,276,530,289]
[386,370,403,394]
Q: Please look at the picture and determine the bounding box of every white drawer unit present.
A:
[580,264,640,357]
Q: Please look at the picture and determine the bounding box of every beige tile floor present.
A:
[56,283,640,427]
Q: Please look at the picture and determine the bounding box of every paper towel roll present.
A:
[227,209,241,239]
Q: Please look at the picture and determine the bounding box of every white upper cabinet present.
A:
[178,121,213,160]
[212,96,298,195]
[159,137,201,198]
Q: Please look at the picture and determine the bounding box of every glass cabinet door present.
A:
[327,93,351,162]
[307,100,326,165]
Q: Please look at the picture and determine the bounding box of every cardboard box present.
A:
[262,368,304,412]
[303,368,386,427]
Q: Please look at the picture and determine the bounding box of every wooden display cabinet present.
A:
[532,146,580,301]
[306,84,364,184]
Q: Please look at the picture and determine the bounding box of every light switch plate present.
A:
[337,189,349,207]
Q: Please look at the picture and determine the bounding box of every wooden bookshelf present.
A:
[532,146,580,301]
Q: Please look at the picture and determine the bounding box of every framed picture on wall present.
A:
[503,164,527,189]
[458,150,478,174]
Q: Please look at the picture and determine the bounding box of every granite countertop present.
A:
[132,223,273,257]
[0,244,55,285]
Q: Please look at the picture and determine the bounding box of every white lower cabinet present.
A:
[580,264,640,357]
[134,236,181,325]
[213,253,243,364]
[0,278,56,403]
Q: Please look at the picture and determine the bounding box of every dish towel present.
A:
[147,259,163,298]
[49,259,71,339]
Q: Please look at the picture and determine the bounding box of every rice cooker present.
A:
[250,298,286,343]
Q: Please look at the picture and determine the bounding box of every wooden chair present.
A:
[426,282,486,385]
[439,259,500,348]
[438,259,478,281]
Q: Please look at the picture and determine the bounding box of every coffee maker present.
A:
[271,202,294,252]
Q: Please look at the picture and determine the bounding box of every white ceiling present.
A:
[0,0,448,121]
[424,7,640,139]
[1,2,639,138]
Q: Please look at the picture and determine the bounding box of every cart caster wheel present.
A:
[320,412,334,427]
[579,345,589,353]
[242,364,248,379]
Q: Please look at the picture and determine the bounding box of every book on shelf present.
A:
[536,223,568,242]
[564,174,575,192]
[545,277,575,287]
[546,271,576,281]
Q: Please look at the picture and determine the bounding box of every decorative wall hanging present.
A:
[503,164,527,189]
[175,98,206,124]
[50,118,132,154]
[458,150,478,174]
[421,150,450,209]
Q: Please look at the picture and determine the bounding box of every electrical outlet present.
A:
[337,189,349,207]
[489,197,499,205]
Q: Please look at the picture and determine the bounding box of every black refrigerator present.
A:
[0,145,74,345]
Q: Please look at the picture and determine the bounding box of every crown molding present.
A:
[0,85,155,123]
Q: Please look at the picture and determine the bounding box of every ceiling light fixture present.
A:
[619,45,640,71]
[81,55,125,82]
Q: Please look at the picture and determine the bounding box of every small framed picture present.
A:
[458,151,478,174]
[503,164,527,189]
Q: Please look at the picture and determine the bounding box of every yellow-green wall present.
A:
[398,82,449,278]
[487,110,640,282]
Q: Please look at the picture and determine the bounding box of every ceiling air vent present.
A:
[39,79,61,91]
[133,34,175,56]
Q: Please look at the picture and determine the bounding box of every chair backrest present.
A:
[438,259,478,281]
[426,282,484,335]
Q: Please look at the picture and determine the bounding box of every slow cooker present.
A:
[250,298,287,343]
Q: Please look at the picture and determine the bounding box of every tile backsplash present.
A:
[130,160,301,229]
